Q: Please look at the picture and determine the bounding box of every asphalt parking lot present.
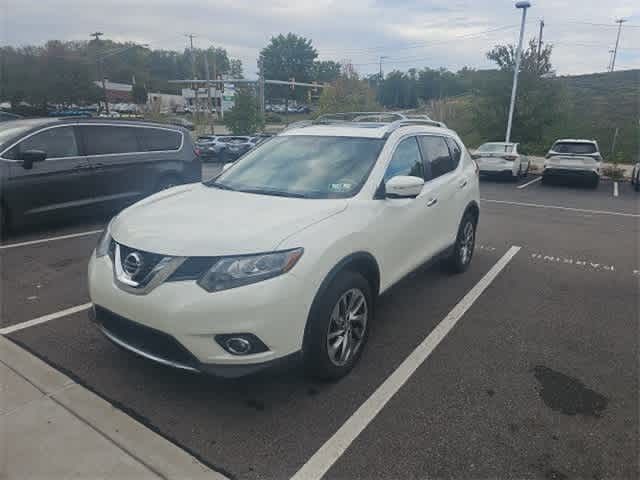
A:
[1,172,638,479]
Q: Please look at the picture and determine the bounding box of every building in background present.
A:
[181,83,236,116]
[94,80,133,103]
[147,92,184,114]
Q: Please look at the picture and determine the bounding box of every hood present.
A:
[111,183,348,257]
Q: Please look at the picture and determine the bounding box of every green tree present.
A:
[318,69,380,114]
[260,33,318,106]
[229,59,243,79]
[312,60,341,83]
[487,38,554,76]
[223,89,264,135]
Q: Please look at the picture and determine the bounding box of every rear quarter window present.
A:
[137,128,182,151]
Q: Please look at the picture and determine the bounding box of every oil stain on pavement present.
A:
[533,366,608,417]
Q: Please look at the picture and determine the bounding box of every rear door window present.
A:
[81,125,140,155]
[137,128,182,152]
[445,137,462,170]
[419,136,455,179]
[15,126,79,159]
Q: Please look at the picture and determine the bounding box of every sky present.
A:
[2,0,639,78]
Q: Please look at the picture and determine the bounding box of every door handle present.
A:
[459,180,468,189]
[426,197,438,207]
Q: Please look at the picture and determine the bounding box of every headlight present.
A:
[197,248,303,292]
[95,220,113,258]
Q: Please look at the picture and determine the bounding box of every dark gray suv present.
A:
[0,118,201,231]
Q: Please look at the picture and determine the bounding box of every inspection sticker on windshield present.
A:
[329,183,352,192]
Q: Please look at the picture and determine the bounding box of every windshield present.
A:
[552,142,597,155]
[477,143,514,153]
[209,135,385,198]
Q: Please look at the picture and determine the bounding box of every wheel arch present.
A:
[302,251,380,347]
[464,200,480,225]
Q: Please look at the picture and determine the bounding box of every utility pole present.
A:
[505,1,531,144]
[203,52,213,134]
[607,49,615,71]
[536,19,545,73]
[185,34,198,119]
[610,19,626,72]
[90,32,109,115]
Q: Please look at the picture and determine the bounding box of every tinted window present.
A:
[82,126,139,155]
[138,128,181,151]
[212,135,385,199]
[445,137,462,169]
[420,136,455,179]
[552,142,597,155]
[384,137,424,182]
[18,127,79,159]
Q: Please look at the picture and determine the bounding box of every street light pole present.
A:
[505,1,531,144]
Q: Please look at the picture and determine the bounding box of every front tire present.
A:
[445,212,477,274]
[303,271,372,380]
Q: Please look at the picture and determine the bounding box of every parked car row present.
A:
[195,134,272,162]
[265,104,311,114]
[473,138,606,189]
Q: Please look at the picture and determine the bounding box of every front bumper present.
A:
[88,253,310,376]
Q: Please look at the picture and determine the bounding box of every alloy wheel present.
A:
[326,288,368,366]
[459,221,475,265]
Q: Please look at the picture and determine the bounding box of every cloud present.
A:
[3,0,638,76]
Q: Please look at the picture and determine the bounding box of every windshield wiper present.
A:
[239,188,310,198]
[205,181,236,191]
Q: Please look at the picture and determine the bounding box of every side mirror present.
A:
[21,150,47,170]
[385,176,425,199]
[222,162,234,172]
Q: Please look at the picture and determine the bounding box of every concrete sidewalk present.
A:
[0,336,226,479]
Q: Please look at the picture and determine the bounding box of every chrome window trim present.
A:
[0,122,185,163]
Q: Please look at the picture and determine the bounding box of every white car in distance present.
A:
[473,142,529,180]
[88,117,480,380]
[543,139,602,188]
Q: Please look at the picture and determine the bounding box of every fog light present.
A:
[225,337,251,355]
[215,334,268,356]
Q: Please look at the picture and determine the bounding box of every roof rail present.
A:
[386,118,448,132]
[314,112,407,124]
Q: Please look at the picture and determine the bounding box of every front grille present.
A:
[118,243,164,282]
[95,306,198,368]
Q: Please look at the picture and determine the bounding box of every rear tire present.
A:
[635,178,640,192]
[590,176,600,189]
[303,271,372,381]
[445,212,477,274]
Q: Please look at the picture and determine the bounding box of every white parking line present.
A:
[0,303,92,335]
[614,182,619,197]
[0,229,103,250]
[481,198,639,218]
[517,176,542,189]
[291,246,521,480]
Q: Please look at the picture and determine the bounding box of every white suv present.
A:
[543,139,602,188]
[88,117,480,379]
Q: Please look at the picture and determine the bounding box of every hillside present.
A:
[429,69,639,162]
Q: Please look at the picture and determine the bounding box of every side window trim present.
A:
[444,136,463,172]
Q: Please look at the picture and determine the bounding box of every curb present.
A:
[0,336,228,480]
